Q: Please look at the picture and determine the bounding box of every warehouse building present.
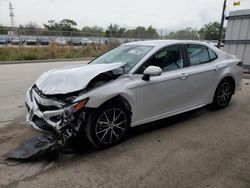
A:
[223,9,250,73]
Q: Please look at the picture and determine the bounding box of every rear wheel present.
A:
[211,78,234,110]
[85,103,131,148]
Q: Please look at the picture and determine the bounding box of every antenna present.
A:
[9,2,15,27]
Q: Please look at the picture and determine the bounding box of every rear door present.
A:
[184,44,220,106]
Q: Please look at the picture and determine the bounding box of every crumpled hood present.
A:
[36,62,126,95]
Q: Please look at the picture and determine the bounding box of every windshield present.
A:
[90,45,154,73]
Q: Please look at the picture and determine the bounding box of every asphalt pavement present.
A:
[0,61,250,188]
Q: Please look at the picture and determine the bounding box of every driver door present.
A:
[131,45,190,125]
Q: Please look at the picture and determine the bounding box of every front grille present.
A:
[33,115,55,132]
[50,115,61,123]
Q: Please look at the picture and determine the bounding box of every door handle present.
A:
[179,73,188,80]
[215,65,221,72]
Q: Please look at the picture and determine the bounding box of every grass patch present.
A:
[0,45,111,61]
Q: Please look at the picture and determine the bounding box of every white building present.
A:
[223,9,250,73]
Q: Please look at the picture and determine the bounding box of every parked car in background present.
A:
[26,37,38,45]
[81,38,93,46]
[37,37,50,45]
[0,36,9,45]
[25,40,243,148]
[68,38,82,46]
[11,37,25,45]
[204,40,219,47]
[54,38,67,46]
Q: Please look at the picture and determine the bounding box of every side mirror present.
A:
[142,66,163,81]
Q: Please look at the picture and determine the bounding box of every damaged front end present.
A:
[25,63,125,144]
[3,63,127,160]
[25,85,89,143]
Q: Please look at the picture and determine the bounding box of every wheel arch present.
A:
[218,75,236,94]
[97,95,132,116]
[83,94,132,148]
[209,74,236,104]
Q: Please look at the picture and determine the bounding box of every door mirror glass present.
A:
[142,66,162,81]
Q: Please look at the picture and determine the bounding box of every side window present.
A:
[187,44,217,66]
[137,45,184,74]
[187,45,210,66]
[208,48,217,61]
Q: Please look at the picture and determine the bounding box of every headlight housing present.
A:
[65,98,89,115]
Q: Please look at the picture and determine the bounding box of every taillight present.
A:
[237,61,243,67]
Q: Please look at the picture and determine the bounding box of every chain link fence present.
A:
[0,27,208,47]
[0,27,216,61]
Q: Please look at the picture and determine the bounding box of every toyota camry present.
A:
[25,40,243,148]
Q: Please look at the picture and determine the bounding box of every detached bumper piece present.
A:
[4,135,60,160]
[5,87,88,161]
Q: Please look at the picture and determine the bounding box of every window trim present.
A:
[185,44,218,67]
[134,44,188,74]
[207,48,218,61]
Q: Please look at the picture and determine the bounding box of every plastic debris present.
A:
[4,135,60,160]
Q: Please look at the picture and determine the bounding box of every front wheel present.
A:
[211,78,234,110]
[85,103,131,148]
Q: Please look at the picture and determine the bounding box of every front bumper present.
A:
[25,87,85,141]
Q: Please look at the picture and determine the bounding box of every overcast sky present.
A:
[0,0,250,31]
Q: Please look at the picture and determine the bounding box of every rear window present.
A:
[187,44,217,66]
[208,48,217,61]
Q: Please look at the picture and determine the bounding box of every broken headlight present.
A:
[58,98,89,142]
[64,98,89,117]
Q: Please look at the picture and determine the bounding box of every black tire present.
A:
[85,102,131,148]
[211,78,235,110]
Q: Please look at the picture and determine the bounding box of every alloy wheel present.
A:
[217,81,233,107]
[95,108,128,144]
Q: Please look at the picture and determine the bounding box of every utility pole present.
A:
[109,24,112,44]
[0,0,2,25]
[218,0,227,48]
[9,2,15,28]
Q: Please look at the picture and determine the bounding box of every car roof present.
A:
[123,40,213,48]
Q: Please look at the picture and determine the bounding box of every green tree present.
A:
[199,21,225,40]
[105,24,126,38]
[135,26,146,38]
[165,27,199,40]
[43,19,79,36]
[60,19,77,30]
[44,19,78,31]
[0,25,8,34]
[82,26,104,36]
[145,25,159,39]
[124,26,159,39]
[21,22,42,35]
[124,28,138,38]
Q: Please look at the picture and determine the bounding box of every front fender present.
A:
[75,75,136,110]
